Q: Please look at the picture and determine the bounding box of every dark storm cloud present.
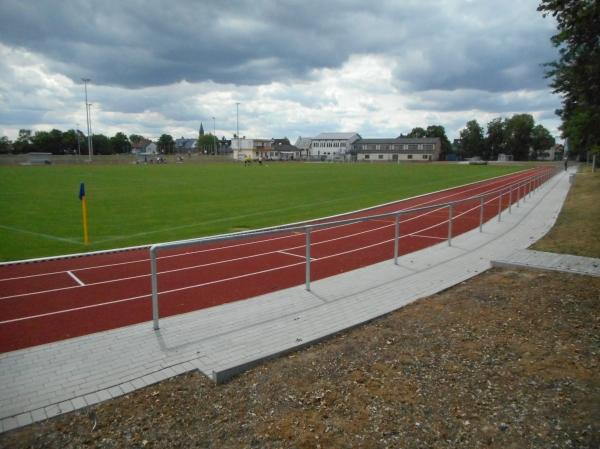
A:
[0,0,556,94]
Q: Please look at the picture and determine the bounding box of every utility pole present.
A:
[82,78,93,161]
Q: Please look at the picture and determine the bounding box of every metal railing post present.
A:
[447,204,453,246]
[305,226,311,291]
[479,196,484,232]
[508,186,512,214]
[393,213,400,265]
[150,246,160,330]
[497,190,503,222]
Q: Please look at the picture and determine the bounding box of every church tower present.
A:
[199,122,205,137]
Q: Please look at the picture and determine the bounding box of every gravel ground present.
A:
[1,268,599,449]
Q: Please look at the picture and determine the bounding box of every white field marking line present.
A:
[0,225,83,245]
[0,206,446,301]
[66,271,85,286]
[0,192,505,322]
[0,170,533,283]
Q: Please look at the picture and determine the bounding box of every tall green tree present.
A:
[407,127,427,138]
[157,134,174,154]
[459,120,484,158]
[197,134,218,154]
[0,136,12,154]
[505,114,535,160]
[538,0,600,160]
[92,134,111,155]
[110,132,131,154]
[485,118,507,161]
[32,129,63,154]
[530,124,556,159]
[425,125,452,160]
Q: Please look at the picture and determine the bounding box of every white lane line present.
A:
[278,250,312,261]
[412,234,447,240]
[67,271,85,286]
[0,193,510,324]
[0,169,534,283]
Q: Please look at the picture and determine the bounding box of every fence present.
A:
[149,167,558,330]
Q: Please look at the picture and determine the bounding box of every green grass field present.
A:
[0,162,525,261]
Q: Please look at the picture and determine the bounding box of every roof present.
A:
[356,137,440,144]
[312,132,360,140]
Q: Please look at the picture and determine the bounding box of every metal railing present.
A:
[149,167,558,330]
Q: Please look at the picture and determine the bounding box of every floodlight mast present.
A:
[82,78,93,162]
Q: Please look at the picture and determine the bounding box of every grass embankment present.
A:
[532,165,600,258]
[0,163,522,261]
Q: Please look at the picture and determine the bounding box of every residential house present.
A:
[294,136,312,157]
[267,138,303,160]
[309,132,361,161]
[175,137,197,152]
[131,138,152,154]
[231,137,272,160]
[352,137,441,162]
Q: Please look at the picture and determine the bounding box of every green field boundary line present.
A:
[0,167,531,267]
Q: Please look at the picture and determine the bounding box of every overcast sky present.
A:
[0,0,561,142]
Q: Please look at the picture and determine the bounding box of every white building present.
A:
[231,138,271,161]
[309,132,361,161]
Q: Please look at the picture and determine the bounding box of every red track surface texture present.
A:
[0,167,553,353]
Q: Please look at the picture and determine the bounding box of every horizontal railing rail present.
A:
[150,167,559,330]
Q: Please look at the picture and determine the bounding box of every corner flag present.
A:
[79,182,90,245]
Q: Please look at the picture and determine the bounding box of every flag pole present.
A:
[79,183,90,245]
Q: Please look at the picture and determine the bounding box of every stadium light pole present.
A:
[87,103,94,159]
[82,78,93,162]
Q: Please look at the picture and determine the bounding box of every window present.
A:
[365,154,370,159]
[424,144,434,150]
[422,154,428,159]
[407,154,413,159]
[418,144,423,150]
[403,144,409,150]
[378,154,384,159]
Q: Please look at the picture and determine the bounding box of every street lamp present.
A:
[82,78,93,161]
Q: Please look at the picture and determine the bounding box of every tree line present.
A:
[538,0,599,161]
[400,114,555,161]
[0,129,223,156]
[0,129,134,155]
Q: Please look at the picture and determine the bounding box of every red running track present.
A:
[0,167,554,353]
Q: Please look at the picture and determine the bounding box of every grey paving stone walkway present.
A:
[0,168,575,433]
[492,249,600,277]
